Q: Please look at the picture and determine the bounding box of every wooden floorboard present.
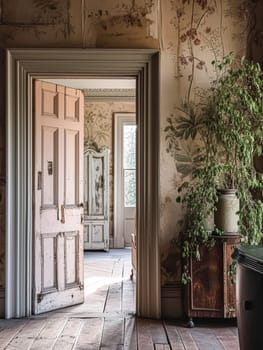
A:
[213,328,240,350]
[74,318,104,350]
[149,320,169,345]
[103,260,123,313]
[30,318,68,350]
[124,317,137,350]
[190,326,230,350]
[0,250,240,350]
[53,318,83,350]
[177,327,199,350]
[0,320,29,350]
[100,317,124,349]
[137,319,155,350]
[154,345,171,350]
[5,319,46,350]
[164,321,185,350]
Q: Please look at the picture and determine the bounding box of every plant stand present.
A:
[185,234,240,327]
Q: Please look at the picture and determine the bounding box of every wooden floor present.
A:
[0,249,240,349]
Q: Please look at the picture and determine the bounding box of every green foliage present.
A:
[164,103,206,178]
[166,54,263,283]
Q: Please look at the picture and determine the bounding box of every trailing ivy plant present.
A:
[165,53,263,283]
[207,54,263,243]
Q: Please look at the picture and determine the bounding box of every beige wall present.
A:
[0,0,262,315]
[84,99,136,245]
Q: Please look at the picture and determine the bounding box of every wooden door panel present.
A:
[83,222,108,250]
[64,129,79,206]
[41,233,57,292]
[65,87,80,121]
[65,231,79,287]
[41,82,64,119]
[36,286,84,314]
[83,225,89,246]
[41,126,58,207]
[42,89,58,117]
[34,80,84,314]
[91,223,104,243]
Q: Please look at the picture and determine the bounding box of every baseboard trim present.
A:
[0,287,5,318]
[161,282,184,319]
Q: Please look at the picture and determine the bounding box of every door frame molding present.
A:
[114,112,136,248]
[6,48,161,319]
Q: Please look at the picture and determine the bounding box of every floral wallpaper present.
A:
[159,0,263,285]
[0,0,262,315]
[84,99,136,246]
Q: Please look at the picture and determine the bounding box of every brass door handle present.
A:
[61,204,65,224]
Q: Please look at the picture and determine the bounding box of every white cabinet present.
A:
[83,147,109,250]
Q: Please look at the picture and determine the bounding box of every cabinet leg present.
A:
[130,268,134,280]
[187,318,195,328]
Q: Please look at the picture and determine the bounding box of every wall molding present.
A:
[6,48,161,319]
[83,88,136,102]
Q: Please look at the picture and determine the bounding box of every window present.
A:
[123,125,136,207]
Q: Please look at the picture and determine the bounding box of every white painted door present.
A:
[114,113,136,248]
[33,80,84,314]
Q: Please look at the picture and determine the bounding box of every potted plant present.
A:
[165,53,263,283]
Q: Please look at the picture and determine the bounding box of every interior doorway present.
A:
[32,77,136,315]
[6,49,160,320]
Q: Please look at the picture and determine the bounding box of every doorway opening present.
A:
[33,77,136,315]
[6,49,160,320]
[114,112,136,249]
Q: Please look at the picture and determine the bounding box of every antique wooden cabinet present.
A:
[185,234,240,326]
[83,146,110,250]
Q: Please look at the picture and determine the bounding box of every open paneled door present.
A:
[33,80,84,314]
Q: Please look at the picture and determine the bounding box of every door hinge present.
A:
[79,283,84,290]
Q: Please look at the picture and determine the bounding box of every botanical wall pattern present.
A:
[2,0,69,25]
[84,99,136,245]
[159,0,263,285]
[0,0,262,314]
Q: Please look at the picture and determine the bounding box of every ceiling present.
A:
[42,78,136,90]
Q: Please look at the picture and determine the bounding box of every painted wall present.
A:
[0,0,262,316]
[84,99,136,246]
